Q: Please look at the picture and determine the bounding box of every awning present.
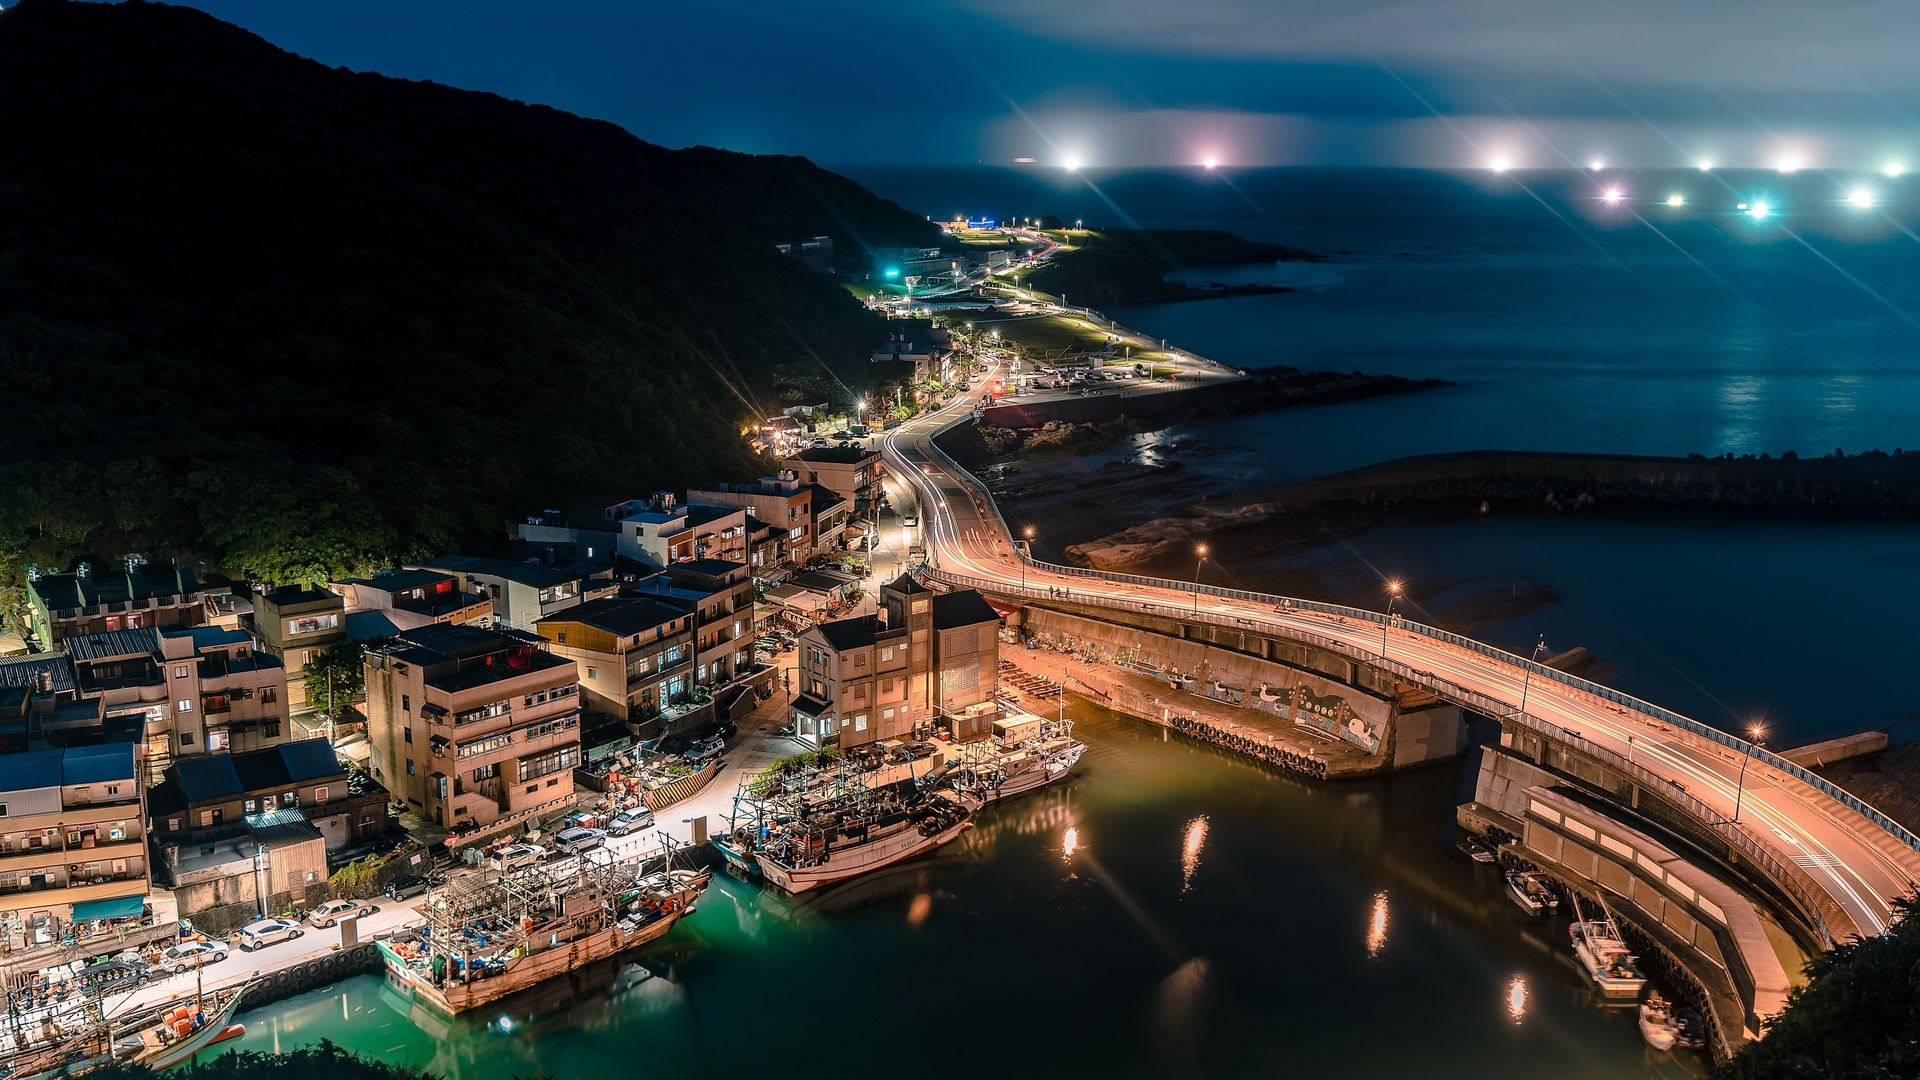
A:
[70,894,146,922]
[790,693,833,717]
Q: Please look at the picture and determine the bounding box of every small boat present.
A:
[1672,1006,1708,1051]
[1457,835,1498,863]
[1567,896,1648,1001]
[1505,870,1559,916]
[1639,992,1679,1050]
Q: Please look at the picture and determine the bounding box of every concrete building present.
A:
[364,626,582,832]
[411,556,616,632]
[790,577,1000,747]
[0,744,148,950]
[781,446,885,509]
[687,473,815,566]
[870,332,952,381]
[26,560,210,650]
[147,740,390,856]
[331,569,492,633]
[615,502,749,569]
[250,586,347,711]
[0,656,100,755]
[535,596,695,738]
[624,561,758,691]
[507,499,640,566]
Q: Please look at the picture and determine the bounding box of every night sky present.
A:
[158,1,1920,169]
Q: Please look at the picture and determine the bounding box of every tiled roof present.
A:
[65,627,163,662]
[0,654,76,693]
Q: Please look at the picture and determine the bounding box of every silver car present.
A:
[237,918,304,951]
[307,898,374,928]
[158,940,230,974]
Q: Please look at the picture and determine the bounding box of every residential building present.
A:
[624,561,758,690]
[250,586,347,710]
[507,498,640,565]
[870,332,951,381]
[146,740,391,855]
[0,744,148,950]
[810,485,852,551]
[331,569,492,633]
[364,625,582,832]
[411,556,616,632]
[0,655,103,755]
[744,519,791,577]
[781,446,884,509]
[26,560,210,650]
[790,577,1000,748]
[535,596,696,738]
[615,501,749,569]
[687,473,815,565]
[71,626,290,781]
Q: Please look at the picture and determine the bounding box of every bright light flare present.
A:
[1203,157,1218,170]
[1589,158,1605,171]
[1886,162,1905,178]
[1505,976,1528,1023]
[1848,188,1876,209]
[1666,193,1686,207]
[1180,815,1209,893]
[1748,201,1772,220]
[1366,891,1390,957]
[1601,186,1624,205]
[1490,157,1510,173]
[1063,157,1082,172]
[1777,157,1803,174]
[1698,159,1714,172]
[1062,826,1079,861]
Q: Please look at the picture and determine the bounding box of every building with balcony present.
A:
[0,654,104,755]
[615,502,750,569]
[623,561,758,692]
[781,445,885,509]
[26,560,210,650]
[249,586,347,710]
[0,743,148,950]
[364,625,582,831]
[146,739,390,855]
[506,497,641,566]
[688,473,816,567]
[790,577,1000,748]
[535,596,697,739]
[331,569,492,634]
[410,556,615,632]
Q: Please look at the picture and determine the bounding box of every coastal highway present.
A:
[881,359,1920,943]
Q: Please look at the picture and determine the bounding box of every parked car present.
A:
[307,899,374,928]
[237,918,304,951]
[489,844,548,871]
[158,940,230,974]
[386,875,433,901]
[607,807,656,836]
[554,827,607,855]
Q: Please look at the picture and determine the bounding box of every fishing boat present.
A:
[3,972,250,1079]
[1504,870,1559,916]
[946,708,1085,804]
[1457,834,1498,863]
[1567,896,1648,1001]
[717,749,981,895]
[1639,991,1680,1050]
[378,840,707,1016]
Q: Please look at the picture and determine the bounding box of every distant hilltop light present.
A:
[1776,157,1803,173]
[1749,201,1772,219]
[1698,160,1714,172]
[1601,186,1624,205]
[1013,157,1037,164]
[1063,157,1082,171]
[1849,188,1876,208]
[1589,159,1605,171]
[1667,193,1686,207]
[1490,157,1510,173]
[1203,157,1218,170]
[1886,162,1904,178]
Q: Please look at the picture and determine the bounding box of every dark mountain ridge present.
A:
[0,0,941,588]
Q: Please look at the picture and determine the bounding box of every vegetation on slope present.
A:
[0,0,941,592]
[1023,228,1322,304]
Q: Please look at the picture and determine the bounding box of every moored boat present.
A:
[947,708,1085,804]
[1567,896,1647,1001]
[1639,991,1679,1050]
[1505,870,1559,916]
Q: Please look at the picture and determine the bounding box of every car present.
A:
[554,826,607,855]
[489,843,549,871]
[902,515,918,528]
[237,918,304,951]
[607,807,656,836]
[386,875,433,901]
[158,940,230,974]
[307,898,375,928]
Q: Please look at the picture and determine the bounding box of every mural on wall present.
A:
[1253,679,1385,754]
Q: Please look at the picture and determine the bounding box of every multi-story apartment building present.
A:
[687,473,815,566]
[790,576,1000,748]
[26,560,210,650]
[147,740,392,854]
[411,556,615,632]
[781,445,885,509]
[535,596,696,738]
[0,744,148,949]
[615,502,749,569]
[250,586,347,710]
[507,497,639,565]
[364,626,582,831]
[623,561,758,690]
[331,569,492,634]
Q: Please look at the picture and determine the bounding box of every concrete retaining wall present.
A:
[979,379,1237,428]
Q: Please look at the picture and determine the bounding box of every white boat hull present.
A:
[760,815,975,894]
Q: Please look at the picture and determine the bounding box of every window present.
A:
[517,745,581,783]
[546,777,560,788]
[205,728,229,751]
[244,799,258,814]
[854,714,868,732]
[406,759,415,776]
[526,784,539,794]
[404,727,413,744]
[173,665,189,679]
[402,694,411,712]
[587,667,598,680]
[282,790,296,805]
[166,818,180,833]
[883,708,895,720]
[557,631,568,644]
[459,731,515,758]
[520,714,579,742]
[108,824,126,841]
[262,719,281,737]
[261,685,277,704]
[912,599,930,614]
[261,793,277,811]
[880,646,894,662]
[179,731,194,747]
[197,810,214,826]
[315,786,329,803]
[105,785,119,797]
[177,699,193,714]
[287,613,341,635]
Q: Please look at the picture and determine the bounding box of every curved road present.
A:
[883,359,1920,942]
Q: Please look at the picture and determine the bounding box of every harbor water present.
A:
[225,709,1688,1078]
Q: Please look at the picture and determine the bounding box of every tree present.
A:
[303,640,368,718]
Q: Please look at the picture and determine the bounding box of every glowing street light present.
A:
[1380,580,1404,658]
[1666,193,1687,207]
[1848,188,1876,209]
[1733,723,1767,824]
[1019,525,1035,589]
[1600,186,1624,206]
[1191,544,1209,614]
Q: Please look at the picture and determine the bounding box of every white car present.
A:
[489,843,548,871]
[307,898,374,928]
[237,918,304,951]
[607,807,655,836]
[158,940,230,974]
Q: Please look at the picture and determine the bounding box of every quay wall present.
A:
[978,378,1240,428]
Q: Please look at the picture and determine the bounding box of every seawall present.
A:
[978,378,1238,428]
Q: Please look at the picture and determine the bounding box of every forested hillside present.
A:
[0,0,942,589]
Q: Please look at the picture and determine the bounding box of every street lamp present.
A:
[1191,544,1209,614]
[1733,723,1766,824]
[1516,635,1547,722]
[1379,581,1403,658]
[1020,525,1035,589]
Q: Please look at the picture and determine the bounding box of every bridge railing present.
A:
[928,567,1840,943]
[907,406,1920,862]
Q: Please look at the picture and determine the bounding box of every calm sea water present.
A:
[849,166,1920,742]
[225,711,1686,1079]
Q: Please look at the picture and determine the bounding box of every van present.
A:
[554,827,606,855]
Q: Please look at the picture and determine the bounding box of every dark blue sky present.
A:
[180,0,1920,170]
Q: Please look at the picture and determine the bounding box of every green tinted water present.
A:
[227,710,1692,1078]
